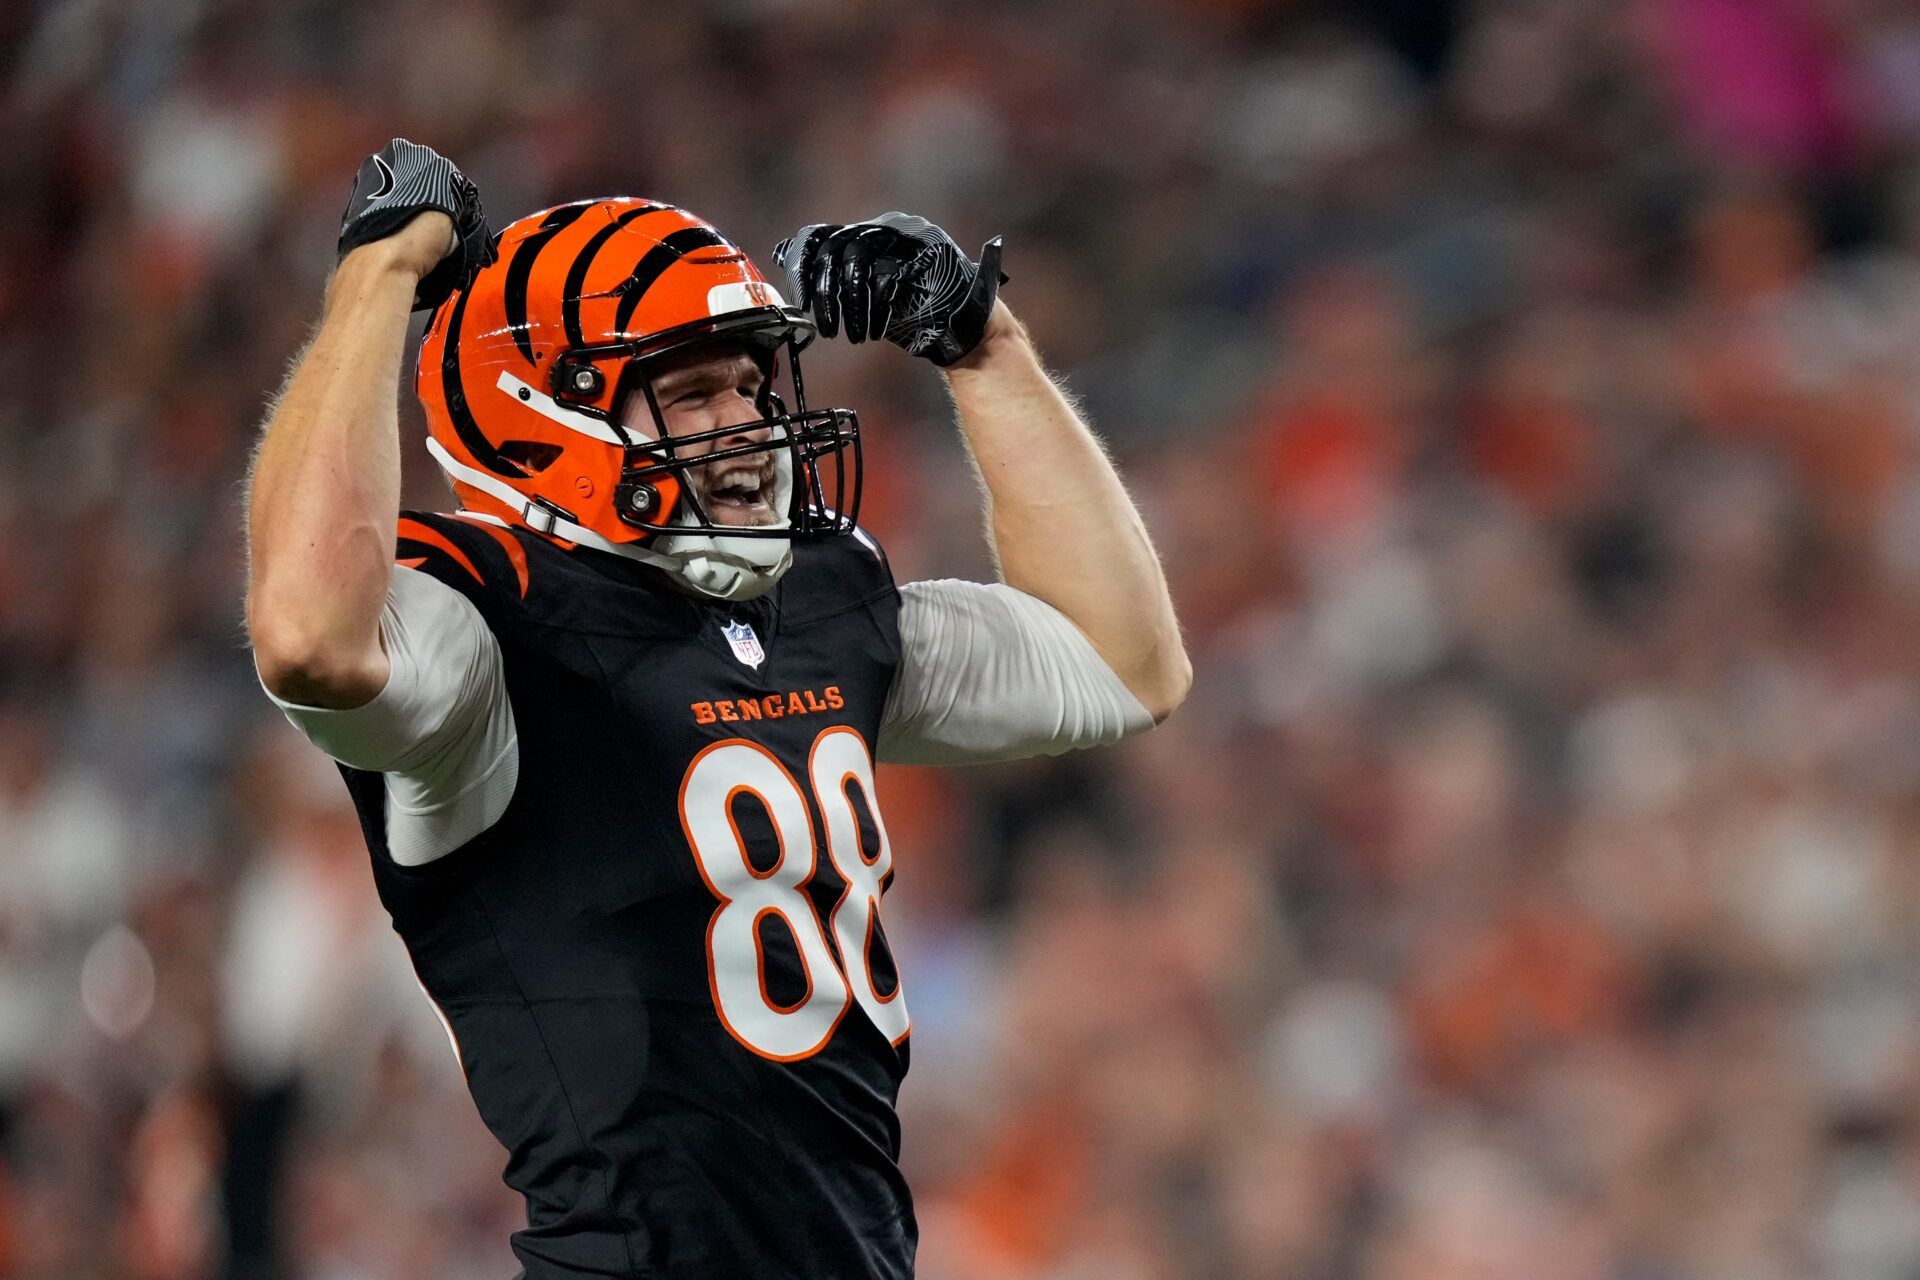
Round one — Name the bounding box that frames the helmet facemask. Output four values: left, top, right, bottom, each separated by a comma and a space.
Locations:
549, 315, 862, 600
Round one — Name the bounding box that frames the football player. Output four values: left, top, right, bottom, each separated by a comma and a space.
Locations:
245, 139, 1189, 1279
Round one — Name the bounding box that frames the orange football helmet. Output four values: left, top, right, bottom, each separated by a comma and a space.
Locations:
415, 198, 860, 597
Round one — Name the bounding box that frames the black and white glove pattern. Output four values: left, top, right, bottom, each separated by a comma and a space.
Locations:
338, 138, 496, 311
773, 213, 1006, 366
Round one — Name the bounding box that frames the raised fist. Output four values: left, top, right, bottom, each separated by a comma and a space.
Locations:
338, 138, 495, 311
773, 214, 1005, 367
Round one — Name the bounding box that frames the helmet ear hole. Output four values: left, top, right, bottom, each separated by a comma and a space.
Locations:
498, 440, 565, 475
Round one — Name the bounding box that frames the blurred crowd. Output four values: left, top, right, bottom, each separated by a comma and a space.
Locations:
9, 0, 1920, 1276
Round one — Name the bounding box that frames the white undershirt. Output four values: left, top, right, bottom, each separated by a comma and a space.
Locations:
266, 567, 1151, 865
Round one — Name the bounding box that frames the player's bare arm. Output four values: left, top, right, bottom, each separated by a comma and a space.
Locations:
775, 216, 1192, 722
246, 141, 489, 709
941, 303, 1190, 720
246, 217, 444, 706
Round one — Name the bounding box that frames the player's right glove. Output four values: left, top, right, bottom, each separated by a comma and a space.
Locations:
337, 138, 495, 311
772, 214, 1006, 366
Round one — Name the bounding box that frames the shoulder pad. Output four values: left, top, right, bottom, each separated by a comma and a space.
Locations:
847, 523, 889, 573
809, 523, 893, 587
778, 524, 896, 626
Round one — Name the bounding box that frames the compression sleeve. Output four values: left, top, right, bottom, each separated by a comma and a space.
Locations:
878, 579, 1154, 766
260, 566, 519, 866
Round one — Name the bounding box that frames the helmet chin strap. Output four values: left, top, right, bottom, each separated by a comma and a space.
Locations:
653, 448, 795, 601
652, 536, 792, 602
425, 437, 795, 602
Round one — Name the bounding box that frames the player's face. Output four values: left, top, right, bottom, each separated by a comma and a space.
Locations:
621, 344, 778, 528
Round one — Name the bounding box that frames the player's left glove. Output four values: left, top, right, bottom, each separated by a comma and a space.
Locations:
773, 214, 1006, 366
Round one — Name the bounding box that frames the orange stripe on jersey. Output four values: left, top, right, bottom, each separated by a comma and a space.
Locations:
397, 556, 428, 569
454, 514, 531, 598
397, 518, 485, 587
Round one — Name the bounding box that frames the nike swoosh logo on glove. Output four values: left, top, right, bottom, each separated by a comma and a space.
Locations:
366, 155, 395, 201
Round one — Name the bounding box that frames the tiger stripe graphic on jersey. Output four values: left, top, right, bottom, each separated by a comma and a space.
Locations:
397, 517, 484, 586
454, 513, 531, 598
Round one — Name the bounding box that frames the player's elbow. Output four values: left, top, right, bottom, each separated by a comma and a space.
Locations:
248, 605, 386, 709
1129, 643, 1193, 725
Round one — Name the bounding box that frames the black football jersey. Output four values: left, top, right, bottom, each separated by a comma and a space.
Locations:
340, 511, 916, 1279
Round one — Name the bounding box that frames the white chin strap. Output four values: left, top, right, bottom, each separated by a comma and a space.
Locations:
425, 438, 794, 602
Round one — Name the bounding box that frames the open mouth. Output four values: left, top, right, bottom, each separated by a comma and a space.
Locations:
700, 460, 778, 525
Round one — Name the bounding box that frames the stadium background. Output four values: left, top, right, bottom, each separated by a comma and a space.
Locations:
7, 0, 1920, 1276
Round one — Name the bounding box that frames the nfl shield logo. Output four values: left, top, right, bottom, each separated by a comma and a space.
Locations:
721, 618, 765, 669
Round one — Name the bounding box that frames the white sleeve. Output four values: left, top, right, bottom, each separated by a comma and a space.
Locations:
260, 567, 519, 867
878, 579, 1154, 766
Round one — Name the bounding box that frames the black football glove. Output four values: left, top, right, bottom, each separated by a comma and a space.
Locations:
772, 213, 1006, 366
337, 138, 495, 311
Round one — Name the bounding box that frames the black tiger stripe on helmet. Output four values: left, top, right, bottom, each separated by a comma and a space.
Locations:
561, 205, 661, 349
503, 201, 598, 363
609, 227, 731, 336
